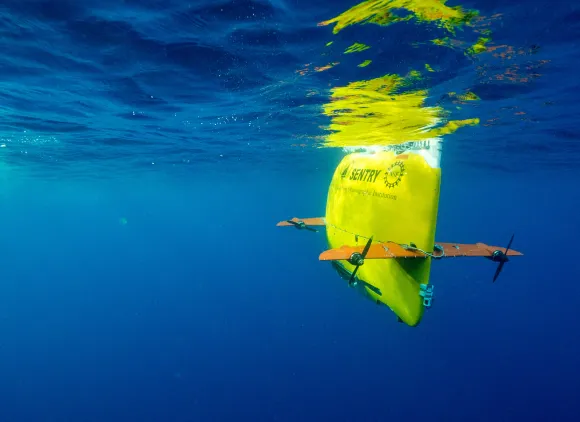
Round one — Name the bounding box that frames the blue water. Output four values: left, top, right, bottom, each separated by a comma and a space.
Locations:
1, 1, 579, 421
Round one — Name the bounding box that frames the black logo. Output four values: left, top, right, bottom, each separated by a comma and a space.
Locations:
383, 161, 405, 188
340, 164, 350, 179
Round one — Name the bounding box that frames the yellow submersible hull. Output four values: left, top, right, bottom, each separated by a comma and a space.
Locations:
324, 141, 442, 326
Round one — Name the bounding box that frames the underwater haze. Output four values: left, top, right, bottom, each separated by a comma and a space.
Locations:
1, 0, 579, 421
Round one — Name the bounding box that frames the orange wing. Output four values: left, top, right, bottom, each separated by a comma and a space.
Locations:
319, 241, 523, 261
276, 217, 326, 227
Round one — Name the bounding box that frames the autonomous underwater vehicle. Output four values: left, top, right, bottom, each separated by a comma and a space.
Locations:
277, 139, 523, 326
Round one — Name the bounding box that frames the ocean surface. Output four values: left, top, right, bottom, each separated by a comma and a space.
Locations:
0, 0, 579, 421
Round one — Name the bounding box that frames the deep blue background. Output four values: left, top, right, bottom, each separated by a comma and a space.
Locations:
1, 0, 579, 421
1, 168, 579, 421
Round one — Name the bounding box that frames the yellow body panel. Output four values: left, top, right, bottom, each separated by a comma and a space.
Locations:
325, 149, 441, 326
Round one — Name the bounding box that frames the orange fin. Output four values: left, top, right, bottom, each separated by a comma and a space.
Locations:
277, 217, 326, 227
319, 241, 523, 261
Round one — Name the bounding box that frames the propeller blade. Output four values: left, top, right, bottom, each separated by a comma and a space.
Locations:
504, 233, 514, 255
492, 261, 505, 282
348, 266, 360, 285
348, 236, 373, 286
361, 236, 373, 258
492, 234, 514, 283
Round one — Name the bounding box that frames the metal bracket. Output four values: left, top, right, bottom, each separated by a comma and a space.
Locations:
419, 283, 434, 308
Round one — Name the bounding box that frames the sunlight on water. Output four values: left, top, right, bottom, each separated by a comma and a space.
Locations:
0, 0, 564, 171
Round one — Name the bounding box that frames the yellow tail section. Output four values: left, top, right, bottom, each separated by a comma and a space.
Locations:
325, 146, 441, 326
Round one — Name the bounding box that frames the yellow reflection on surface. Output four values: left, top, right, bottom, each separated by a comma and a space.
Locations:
318, 0, 477, 34
320, 73, 479, 148
344, 42, 371, 54
313, 0, 484, 149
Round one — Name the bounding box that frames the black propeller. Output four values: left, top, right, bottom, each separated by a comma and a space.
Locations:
347, 236, 373, 286
490, 233, 514, 282
286, 219, 318, 232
